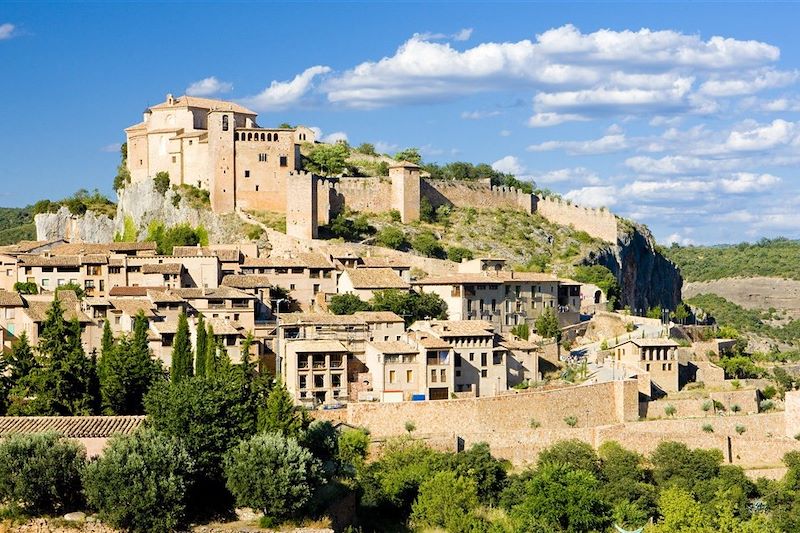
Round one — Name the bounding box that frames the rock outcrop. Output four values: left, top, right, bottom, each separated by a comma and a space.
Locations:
585, 221, 683, 312
35, 206, 115, 243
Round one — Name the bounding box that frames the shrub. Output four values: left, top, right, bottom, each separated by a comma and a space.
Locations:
664, 404, 677, 417
736, 425, 746, 435
702, 400, 713, 412
731, 403, 741, 413
763, 385, 777, 399
564, 416, 578, 427
410, 471, 479, 532
13, 281, 38, 295
153, 172, 170, 195
404, 420, 417, 434
530, 419, 541, 429
337, 428, 370, 474
388, 209, 401, 222
0, 432, 86, 515
224, 432, 321, 522
84, 429, 195, 533
511, 323, 530, 340
702, 424, 714, 433
446, 246, 473, 263
411, 231, 444, 258
375, 226, 407, 249
760, 399, 775, 412
246, 225, 263, 240
328, 293, 371, 315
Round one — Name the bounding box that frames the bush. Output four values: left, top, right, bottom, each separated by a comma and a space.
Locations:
224, 432, 321, 522
84, 429, 195, 533
153, 172, 170, 195
411, 231, 444, 258
410, 471, 479, 532
446, 246, 474, 263
763, 385, 777, 399
702, 424, 714, 433
328, 293, 371, 315
0, 432, 86, 515
664, 404, 677, 417
736, 425, 746, 435
760, 399, 775, 412
731, 403, 741, 413
702, 400, 713, 412
13, 281, 38, 295
375, 226, 407, 250
564, 416, 578, 427
530, 419, 541, 429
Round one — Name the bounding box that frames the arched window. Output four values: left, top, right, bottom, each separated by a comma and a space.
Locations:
222, 115, 229, 131
267, 133, 272, 141
247, 132, 252, 141
274, 133, 279, 142
261, 133, 265, 141
234, 132, 239, 141
300, 133, 306, 141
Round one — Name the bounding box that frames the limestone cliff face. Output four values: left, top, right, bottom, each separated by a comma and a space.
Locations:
35, 207, 115, 243
584, 222, 683, 312
35, 180, 247, 244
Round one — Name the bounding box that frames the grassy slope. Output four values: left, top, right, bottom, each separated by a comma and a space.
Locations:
0, 206, 35, 245
664, 238, 800, 282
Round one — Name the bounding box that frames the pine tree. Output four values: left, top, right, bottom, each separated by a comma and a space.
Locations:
204, 324, 216, 377
170, 311, 192, 383
101, 312, 157, 414
258, 381, 307, 438
4, 332, 37, 382
195, 314, 207, 377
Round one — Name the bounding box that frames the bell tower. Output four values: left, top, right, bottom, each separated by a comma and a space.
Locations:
208, 110, 236, 213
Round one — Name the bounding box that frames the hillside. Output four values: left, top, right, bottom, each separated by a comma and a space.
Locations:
0, 206, 35, 245
664, 238, 800, 282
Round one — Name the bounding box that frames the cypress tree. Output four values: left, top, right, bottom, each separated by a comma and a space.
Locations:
195, 314, 207, 377
258, 381, 307, 438
4, 332, 37, 382
101, 319, 114, 355
203, 324, 216, 377
170, 311, 192, 383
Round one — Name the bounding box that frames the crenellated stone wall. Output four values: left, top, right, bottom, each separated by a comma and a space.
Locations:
534, 196, 618, 243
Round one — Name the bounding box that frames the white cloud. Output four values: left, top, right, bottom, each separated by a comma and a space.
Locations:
453, 28, 473, 42
460, 110, 502, 119
322, 24, 781, 117
528, 167, 600, 184
758, 97, 800, 112
527, 132, 628, 155
374, 141, 399, 154
0, 23, 15, 40
622, 179, 714, 199
499, 130, 512, 137
491, 155, 525, 175
699, 68, 799, 97
527, 112, 589, 127
725, 119, 796, 151
241, 65, 331, 111
322, 131, 348, 143
563, 186, 617, 208
664, 233, 695, 246
718, 172, 780, 193
100, 143, 122, 153
185, 76, 233, 97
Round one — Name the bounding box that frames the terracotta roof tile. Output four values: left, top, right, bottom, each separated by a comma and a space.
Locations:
343, 268, 409, 289
0, 290, 23, 307
368, 340, 419, 354
142, 263, 184, 275
149, 95, 256, 116
221, 275, 272, 289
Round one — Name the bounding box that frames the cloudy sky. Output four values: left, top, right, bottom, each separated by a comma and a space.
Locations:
2, 2, 799, 245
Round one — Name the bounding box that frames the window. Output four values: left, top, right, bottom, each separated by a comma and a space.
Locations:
222, 115, 229, 131
42, 278, 49, 287
440, 369, 446, 381
279, 156, 288, 167
480, 353, 487, 366
313, 284, 320, 294
189, 140, 193, 145
430, 369, 437, 383
58, 279, 65, 286
314, 375, 324, 388
481, 369, 488, 378
406, 370, 413, 383
171, 156, 176, 163
244, 170, 250, 178
456, 370, 461, 377
255, 185, 259, 192
389, 370, 396, 384
289, 284, 296, 290
299, 375, 307, 389
274, 133, 279, 141
455, 354, 461, 367
259, 153, 267, 162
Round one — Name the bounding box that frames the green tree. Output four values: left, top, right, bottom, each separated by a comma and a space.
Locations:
224, 432, 322, 523
650, 441, 722, 493
394, 148, 422, 165
259, 382, 308, 438
204, 324, 218, 376
328, 293, 371, 315
650, 486, 715, 533
170, 311, 192, 383
369, 289, 448, 325
419, 196, 436, 223
446, 246, 474, 263
4, 331, 37, 383
101, 319, 114, 355
356, 142, 377, 155
153, 171, 170, 194
83, 429, 195, 533
99, 312, 158, 415
305, 143, 350, 176
375, 226, 407, 250
337, 428, 370, 476
446, 441, 508, 504
535, 307, 562, 342
144, 371, 259, 518
411, 231, 444, 258
55, 281, 85, 300
113, 143, 131, 191
411, 471, 480, 533
537, 439, 601, 476
0, 432, 86, 515
672, 302, 690, 325
195, 314, 207, 377
506, 462, 611, 532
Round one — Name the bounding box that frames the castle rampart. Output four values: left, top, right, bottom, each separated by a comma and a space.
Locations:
534, 196, 618, 243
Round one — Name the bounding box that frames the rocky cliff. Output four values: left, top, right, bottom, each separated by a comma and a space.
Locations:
35, 180, 250, 245
585, 221, 683, 312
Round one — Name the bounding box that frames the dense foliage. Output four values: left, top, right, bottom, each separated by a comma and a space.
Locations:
0, 206, 35, 245
572, 264, 621, 308
329, 289, 448, 325
0, 432, 86, 515
665, 238, 800, 282
145, 221, 209, 255
33, 189, 116, 218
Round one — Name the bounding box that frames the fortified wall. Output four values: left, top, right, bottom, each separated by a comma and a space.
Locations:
287, 170, 619, 243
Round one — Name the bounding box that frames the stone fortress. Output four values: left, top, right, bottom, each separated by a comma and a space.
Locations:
126, 94, 619, 243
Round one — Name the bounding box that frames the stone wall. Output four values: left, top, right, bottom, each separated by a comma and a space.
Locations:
642, 389, 760, 418
329, 177, 393, 215
421, 179, 534, 213
346, 380, 639, 438
535, 196, 618, 243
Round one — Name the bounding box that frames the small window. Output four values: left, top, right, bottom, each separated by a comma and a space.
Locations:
274, 133, 279, 141
289, 284, 296, 290
389, 370, 396, 384
255, 185, 259, 192
189, 139, 193, 145
171, 156, 176, 163
279, 156, 288, 167
260, 133, 265, 141
481, 369, 488, 378
406, 370, 413, 383
244, 170, 250, 178
222, 115, 229, 131
430, 369, 437, 383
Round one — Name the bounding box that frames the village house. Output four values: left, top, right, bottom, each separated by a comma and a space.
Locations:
613, 337, 681, 393
240, 253, 337, 311
337, 267, 410, 301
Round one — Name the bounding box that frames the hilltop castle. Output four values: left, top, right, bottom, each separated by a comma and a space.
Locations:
125, 94, 618, 243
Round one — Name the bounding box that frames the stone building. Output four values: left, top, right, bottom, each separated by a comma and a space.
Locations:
614, 338, 680, 393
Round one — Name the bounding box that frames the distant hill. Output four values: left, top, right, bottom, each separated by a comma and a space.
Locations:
664, 238, 800, 282
0, 206, 36, 245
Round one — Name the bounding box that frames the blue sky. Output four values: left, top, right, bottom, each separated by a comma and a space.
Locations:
2, 2, 800, 245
